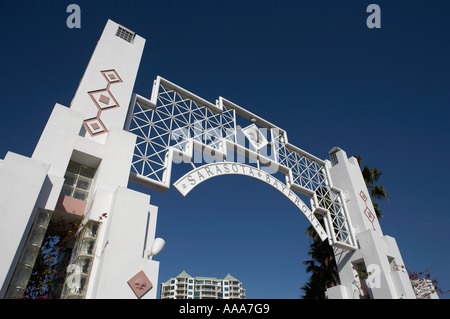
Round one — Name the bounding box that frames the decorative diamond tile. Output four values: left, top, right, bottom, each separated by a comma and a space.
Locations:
101, 69, 123, 84
89, 90, 119, 110
99, 94, 110, 105
127, 270, 153, 298
84, 118, 107, 136
83, 69, 123, 137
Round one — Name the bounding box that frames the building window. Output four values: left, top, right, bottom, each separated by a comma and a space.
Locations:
4, 209, 53, 298
62, 161, 96, 201
61, 221, 100, 299
116, 26, 135, 43
329, 148, 340, 166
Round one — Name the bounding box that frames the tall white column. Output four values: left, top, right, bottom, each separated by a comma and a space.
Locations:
325, 147, 416, 299
69, 19, 145, 144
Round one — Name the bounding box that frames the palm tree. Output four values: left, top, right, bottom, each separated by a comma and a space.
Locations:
300, 155, 389, 298
301, 221, 340, 299
354, 155, 389, 218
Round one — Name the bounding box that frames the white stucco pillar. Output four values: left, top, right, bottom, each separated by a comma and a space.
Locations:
88, 187, 160, 299
325, 147, 416, 299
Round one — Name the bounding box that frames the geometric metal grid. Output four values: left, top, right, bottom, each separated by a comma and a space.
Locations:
273, 135, 354, 248
128, 80, 235, 184
125, 76, 357, 250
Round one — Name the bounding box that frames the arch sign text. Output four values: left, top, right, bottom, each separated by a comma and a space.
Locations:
174, 162, 328, 241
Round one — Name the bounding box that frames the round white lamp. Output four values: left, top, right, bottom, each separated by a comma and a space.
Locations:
149, 238, 165, 257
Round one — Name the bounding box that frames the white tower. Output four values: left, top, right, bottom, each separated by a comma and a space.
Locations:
0, 20, 161, 299
325, 147, 416, 299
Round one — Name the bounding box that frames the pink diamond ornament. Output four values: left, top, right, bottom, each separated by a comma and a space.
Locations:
127, 270, 153, 298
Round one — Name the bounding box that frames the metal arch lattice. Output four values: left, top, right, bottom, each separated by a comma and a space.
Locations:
128, 82, 236, 183
126, 77, 356, 250
273, 134, 354, 247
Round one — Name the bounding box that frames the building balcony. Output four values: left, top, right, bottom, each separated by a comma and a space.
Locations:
176, 292, 188, 297
200, 291, 217, 298
196, 283, 219, 287
197, 286, 219, 292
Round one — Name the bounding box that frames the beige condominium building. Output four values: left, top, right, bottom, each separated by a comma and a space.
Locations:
160, 270, 246, 299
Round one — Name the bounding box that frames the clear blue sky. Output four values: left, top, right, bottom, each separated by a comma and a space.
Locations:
0, 1, 449, 299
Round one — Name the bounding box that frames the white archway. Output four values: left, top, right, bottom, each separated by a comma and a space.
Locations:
173, 162, 327, 240
126, 76, 357, 251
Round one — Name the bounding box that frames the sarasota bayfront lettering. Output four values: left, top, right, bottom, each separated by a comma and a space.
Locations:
174, 162, 327, 240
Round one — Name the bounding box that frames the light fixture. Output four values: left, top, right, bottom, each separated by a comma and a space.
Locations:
146, 238, 165, 258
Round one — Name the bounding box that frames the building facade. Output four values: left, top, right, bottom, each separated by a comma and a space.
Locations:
160, 271, 245, 299
0, 20, 162, 299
